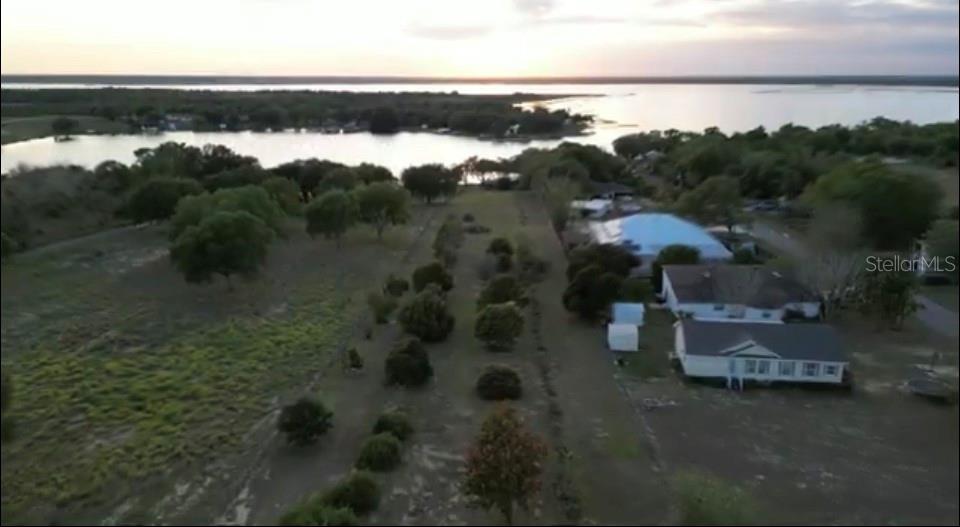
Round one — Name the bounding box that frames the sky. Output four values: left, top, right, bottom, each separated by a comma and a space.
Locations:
1, 0, 958, 77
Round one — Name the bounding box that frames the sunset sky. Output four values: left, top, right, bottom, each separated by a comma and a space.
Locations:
2, 0, 958, 76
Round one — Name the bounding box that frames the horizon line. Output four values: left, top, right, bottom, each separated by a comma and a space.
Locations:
2, 73, 959, 87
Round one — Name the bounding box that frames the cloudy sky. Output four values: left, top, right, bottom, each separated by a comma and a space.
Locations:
1, 0, 957, 76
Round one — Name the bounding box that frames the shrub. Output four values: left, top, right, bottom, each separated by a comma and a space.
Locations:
346, 348, 365, 371
412, 262, 454, 293
463, 213, 476, 223
262, 176, 303, 215
373, 412, 414, 442
619, 278, 654, 303
1, 233, 15, 262
171, 186, 287, 240
674, 471, 760, 526
478, 275, 524, 308
278, 398, 334, 447
170, 211, 274, 287
128, 177, 204, 223
566, 244, 640, 281
384, 274, 410, 297
280, 497, 357, 526
487, 237, 514, 257
385, 337, 434, 387
398, 286, 456, 342
321, 472, 381, 516
305, 190, 359, 248
401, 164, 460, 203
495, 253, 513, 273
475, 303, 525, 350
367, 292, 398, 325
356, 433, 403, 472
465, 224, 491, 235
563, 265, 624, 320
353, 182, 410, 240
476, 365, 523, 401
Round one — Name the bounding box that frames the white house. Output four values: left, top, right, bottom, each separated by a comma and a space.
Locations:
588, 213, 733, 275
675, 319, 848, 387
661, 265, 821, 322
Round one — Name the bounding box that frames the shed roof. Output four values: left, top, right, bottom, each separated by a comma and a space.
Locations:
663, 265, 818, 308
679, 320, 846, 362
612, 303, 646, 325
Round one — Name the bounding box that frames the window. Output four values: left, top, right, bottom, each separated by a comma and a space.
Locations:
744, 359, 758, 374
761, 312, 772, 319
824, 364, 839, 376
757, 360, 771, 375
803, 362, 820, 377
714, 305, 725, 312
779, 361, 795, 377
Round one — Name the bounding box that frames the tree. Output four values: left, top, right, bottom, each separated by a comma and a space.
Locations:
619, 277, 654, 302
652, 245, 702, 293
475, 303, 525, 351
401, 164, 460, 204
796, 204, 867, 320
384, 274, 410, 297
280, 500, 357, 526
306, 190, 358, 248
476, 365, 523, 401
51, 116, 79, 138
926, 220, 959, 282
318, 167, 359, 193
562, 265, 624, 320
128, 178, 204, 223
1, 233, 15, 262
412, 262, 454, 293
398, 286, 456, 342
203, 165, 269, 192
320, 472, 381, 516
372, 411, 414, 442
566, 244, 640, 282
463, 406, 548, 525
806, 161, 942, 250
171, 186, 286, 240
356, 433, 403, 472
277, 397, 334, 447
354, 182, 411, 240
674, 471, 759, 526
676, 176, 743, 232
262, 176, 303, 215
384, 337, 434, 387
487, 238, 514, 257
859, 269, 920, 331
170, 211, 274, 288
477, 275, 524, 308
369, 107, 400, 134
354, 163, 395, 184
92, 160, 138, 193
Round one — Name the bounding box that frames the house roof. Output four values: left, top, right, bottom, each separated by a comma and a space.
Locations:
679, 320, 846, 362
588, 213, 733, 259
663, 265, 818, 309
612, 303, 645, 324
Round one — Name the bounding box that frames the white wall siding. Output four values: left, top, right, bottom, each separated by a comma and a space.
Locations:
677, 354, 847, 384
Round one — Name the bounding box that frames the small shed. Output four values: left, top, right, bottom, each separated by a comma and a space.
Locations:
612, 303, 646, 327
607, 323, 640, 352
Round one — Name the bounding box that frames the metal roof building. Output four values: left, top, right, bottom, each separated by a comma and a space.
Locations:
587, 213, 733, 271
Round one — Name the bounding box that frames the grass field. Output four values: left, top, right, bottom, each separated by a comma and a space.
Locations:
1, 115, 131, 145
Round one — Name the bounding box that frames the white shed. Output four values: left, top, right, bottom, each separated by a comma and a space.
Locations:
607, 324, 640, 352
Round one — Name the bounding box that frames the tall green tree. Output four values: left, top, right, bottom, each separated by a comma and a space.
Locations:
675, 176, 743, 232
51, 116, 79, 138
354, 183, 411, 240
128, 178, 204, 223
306, 190, 359, 248
401, 164, 460, 204
463, 406, 548, 526
170, 211, 274, 288
171, 186, 286, 240
652, 245, 702, 292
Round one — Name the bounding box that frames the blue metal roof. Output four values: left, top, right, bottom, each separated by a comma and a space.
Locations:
590, 213, 733, 260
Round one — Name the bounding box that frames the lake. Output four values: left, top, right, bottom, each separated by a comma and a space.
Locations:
2, 83, 957, 174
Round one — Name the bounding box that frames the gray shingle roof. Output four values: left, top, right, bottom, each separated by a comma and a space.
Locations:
679, 320, 846, 362
663, 265, 818, 309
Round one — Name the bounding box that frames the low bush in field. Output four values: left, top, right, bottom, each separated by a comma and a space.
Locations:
367, 292, 398, 324
277, 398, 334, 447
476, 365, 523, 401
384, 337, 434, 387
280, 497, 357, 526
412, 262, 454, 293
373, 411, 414, 442
320, 472, 381, 516
355, 433, 403, 472
477, 274, 525, 308
674, 471, 760, 526
398, 286, 455, 343
475, 303, 524, 351
384, 274, 410, 297
487, 237, 514, 257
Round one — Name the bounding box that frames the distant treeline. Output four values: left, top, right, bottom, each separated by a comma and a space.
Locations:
0, 88, 588, 138
4, 74, 958, 87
